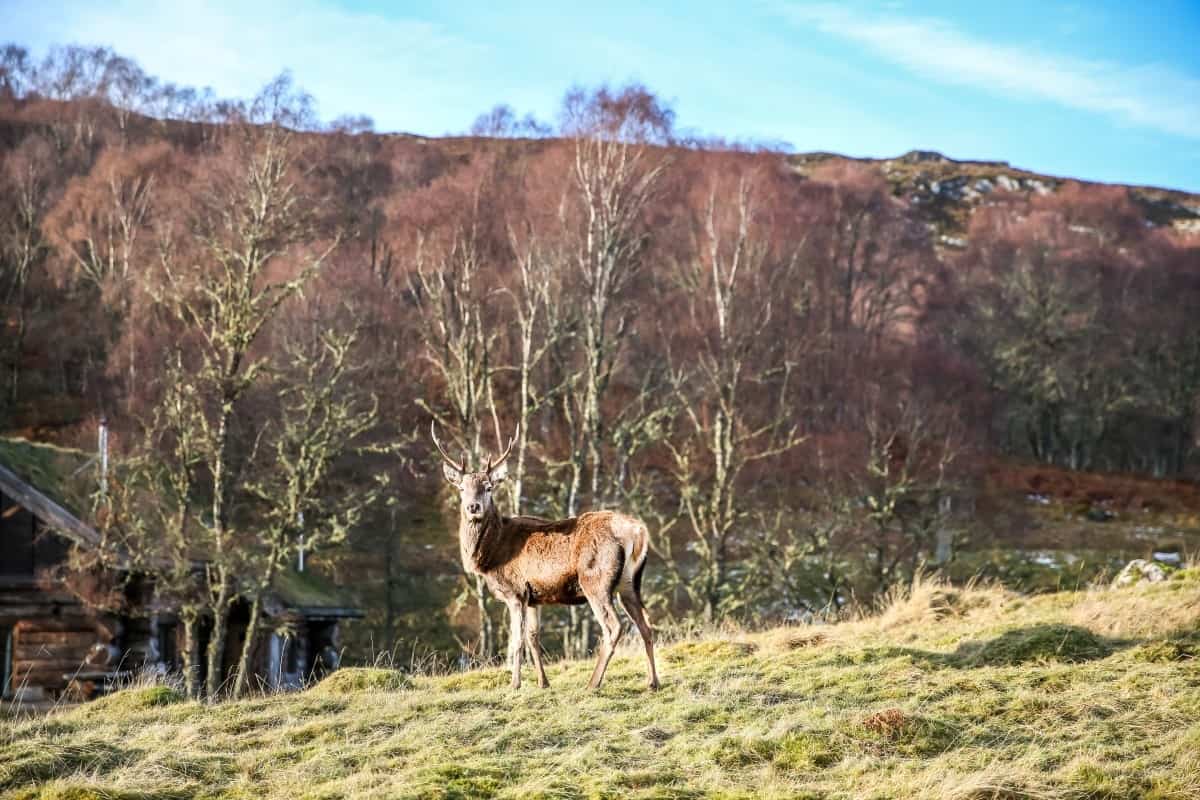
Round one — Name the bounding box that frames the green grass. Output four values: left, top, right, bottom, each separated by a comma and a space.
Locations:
3, 574, 1200, 799
0, 437, 94, 512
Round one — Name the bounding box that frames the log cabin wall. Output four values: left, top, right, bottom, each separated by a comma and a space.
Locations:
7, 617, 103, 699
0, 450, 363, 701
0, 485, 111, 701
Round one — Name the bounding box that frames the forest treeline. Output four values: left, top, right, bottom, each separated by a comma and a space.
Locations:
1, 44, 1198, 673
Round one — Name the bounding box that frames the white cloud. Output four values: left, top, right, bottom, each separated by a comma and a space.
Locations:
776, 3, 1200, 139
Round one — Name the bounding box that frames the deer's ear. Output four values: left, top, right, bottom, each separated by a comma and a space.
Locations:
488, 461, 509, 484
442, 462, 463, 486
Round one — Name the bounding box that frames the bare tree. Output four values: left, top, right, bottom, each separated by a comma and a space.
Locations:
0, 135, 54, 407
802, 164, 928, 429
855, 395, 964, 591
660, 163, 805, 622
150, 122, 335, 699
407, 218, 502, 658
230, 330, 387, 698
560, 89, 669, 515
102, 55, 155, 144
0, 44, 33, 100
46, 144, 177, 404
101, 353, 207, 697
532, 85, 673, 654
501, 224, 573, 514
469, 104, 550, 138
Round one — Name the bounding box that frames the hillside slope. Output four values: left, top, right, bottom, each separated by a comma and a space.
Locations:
3, 574, 1199, 799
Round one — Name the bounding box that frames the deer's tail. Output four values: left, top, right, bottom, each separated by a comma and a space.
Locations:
618, 516, 650, 597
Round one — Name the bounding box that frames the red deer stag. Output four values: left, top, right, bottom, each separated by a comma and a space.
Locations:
433, 422, 660, 690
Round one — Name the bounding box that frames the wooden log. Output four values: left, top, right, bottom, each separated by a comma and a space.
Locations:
14, 618, 97, 634
11, 631, 98, 645
14, 643, 93, 660
64, 678, 99, 701
13, 667, 80, 684
12, 663, 77, 678
13, 658, 89, 672
0, 590, 80, 605
0, 606, 69, 620
10, 667, 73, 690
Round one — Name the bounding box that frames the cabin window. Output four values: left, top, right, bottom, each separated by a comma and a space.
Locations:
0, 493, 71, 577
157, 622, 178, 670
1, 626, 12, 699
32, 518, 69, 570
0, 492, 35, 576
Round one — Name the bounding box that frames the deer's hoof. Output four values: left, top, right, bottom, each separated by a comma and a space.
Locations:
648, 679, 661, 691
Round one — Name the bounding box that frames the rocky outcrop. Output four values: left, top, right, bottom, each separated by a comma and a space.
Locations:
1113, 559, 1169, 588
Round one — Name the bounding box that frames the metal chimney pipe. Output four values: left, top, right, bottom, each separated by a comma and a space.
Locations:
98, 416, 109, 498
297, 512, 305, 572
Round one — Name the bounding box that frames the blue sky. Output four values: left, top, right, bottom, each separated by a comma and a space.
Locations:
5, 0, 1200, 191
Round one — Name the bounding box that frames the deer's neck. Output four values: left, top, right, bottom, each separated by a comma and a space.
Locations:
459, 506, 504, 574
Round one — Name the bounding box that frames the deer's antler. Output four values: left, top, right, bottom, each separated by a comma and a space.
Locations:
486, 423, 520, 473
430, 421, 468, 473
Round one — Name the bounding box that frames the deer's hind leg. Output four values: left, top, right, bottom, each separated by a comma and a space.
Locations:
583, 555, 628, 689
584, 590, 624, 690
619, 565, 660, 690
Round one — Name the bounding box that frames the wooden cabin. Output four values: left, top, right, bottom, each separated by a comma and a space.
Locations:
0, 437, 362, 704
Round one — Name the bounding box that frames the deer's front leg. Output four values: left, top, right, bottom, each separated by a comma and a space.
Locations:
506, 599, 526, 689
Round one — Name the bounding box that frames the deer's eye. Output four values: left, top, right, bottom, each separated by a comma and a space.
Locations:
483, 482, 493, 492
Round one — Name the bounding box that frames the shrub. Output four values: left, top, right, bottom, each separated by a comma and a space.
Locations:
309, 667, 411, 695
80, 686, 184, 716
663, 640, 757, 664
850, 708, 958, 757
711, 730, 842, 772
958, 624, 1110, 666
1132, 633, 1200, 663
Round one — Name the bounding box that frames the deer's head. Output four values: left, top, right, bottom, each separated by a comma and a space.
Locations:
432, 422, 518, 521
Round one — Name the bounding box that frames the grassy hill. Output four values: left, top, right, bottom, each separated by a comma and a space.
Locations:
3, 573, 1199, 800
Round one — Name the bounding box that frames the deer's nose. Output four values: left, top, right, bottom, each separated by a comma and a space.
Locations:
467, 502, 482, 515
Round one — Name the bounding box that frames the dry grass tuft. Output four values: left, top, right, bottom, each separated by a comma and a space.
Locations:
875, 572, 1008, 631
1069, 575, 1200, 639
862, 707, 910, 737
784, 631, 827, 649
